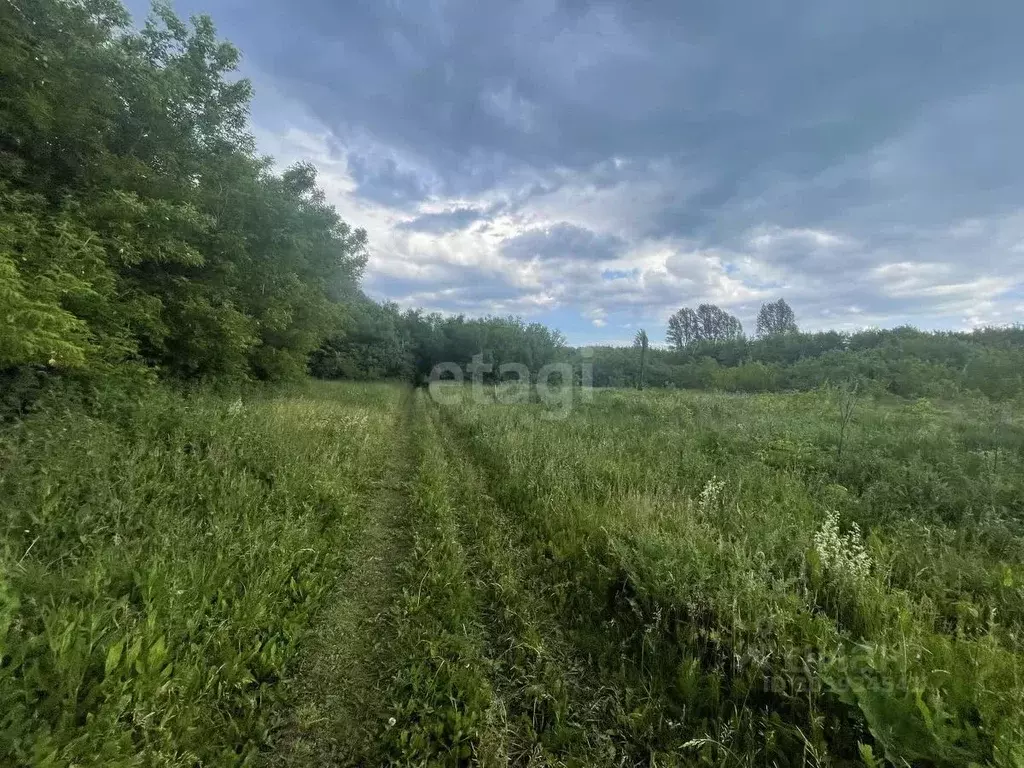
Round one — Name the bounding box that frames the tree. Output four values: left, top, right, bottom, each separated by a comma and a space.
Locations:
666, 304, 743, 350
697, 304, 744, 342
0, 0, 367, 382
756, 298, 798, 338
309, 299, 413, 380
319, 311, 567, 385
667, 308, 699, 349
633, 329, 649, 389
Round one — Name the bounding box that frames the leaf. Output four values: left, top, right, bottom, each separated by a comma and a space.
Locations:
126, 637, 143, 669
857, 742, 880, 768
105, 639, 123, 677
148, 635, 167, 666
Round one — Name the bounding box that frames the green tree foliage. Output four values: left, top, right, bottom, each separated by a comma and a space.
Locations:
698, 303, 744, 342
309, 300, 413, 381
403, 313, 565, 383
666, 304, 743, 349
756, 297, 799, 337
0, 0, 366, 382
666, 307, 698, 350
311, 309, 566, 384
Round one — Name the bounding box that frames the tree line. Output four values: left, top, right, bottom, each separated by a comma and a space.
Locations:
308, 301, 565, 384
587, 323, 1024, 400
307, 294, 1023, 402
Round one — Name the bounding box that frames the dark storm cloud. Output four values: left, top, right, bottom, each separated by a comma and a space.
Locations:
211, 0, 1024, 220
141, 0, 1024, 335
345, 153, 435, 208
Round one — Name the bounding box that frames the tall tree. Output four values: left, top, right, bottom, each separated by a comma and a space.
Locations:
667, 304, 743, 349
697, 304, 744, 342
667, 307, 699, 350
633, 329, 649, 389
756, 298, 798, 338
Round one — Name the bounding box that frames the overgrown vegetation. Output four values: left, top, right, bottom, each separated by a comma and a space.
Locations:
570, 324, 1024, 400
410, 384, 1024, 765
0, 380, 404, 764
1, 0, 366, 386
303, 297, 1024, 404
5, 379, 1023, 765
4, 1, 1024, 766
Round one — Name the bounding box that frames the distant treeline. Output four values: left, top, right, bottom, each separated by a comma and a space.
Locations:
309, 300, 1024, 402
567, 325, 1024, 400
309, 301, 566, 384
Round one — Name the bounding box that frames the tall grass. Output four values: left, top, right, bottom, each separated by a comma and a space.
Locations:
433, 385, 1024, 765
5, 380, 1023, 765
0, 380, 403, 765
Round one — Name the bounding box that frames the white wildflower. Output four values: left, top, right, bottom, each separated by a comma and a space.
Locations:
227, 398, 243, 416
698, 475, 726, 514
813, 511, 871, 582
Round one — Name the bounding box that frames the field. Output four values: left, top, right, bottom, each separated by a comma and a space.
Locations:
2, 381, 1023, 766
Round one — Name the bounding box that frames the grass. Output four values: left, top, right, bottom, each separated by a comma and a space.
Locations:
269, 387, 416, 766
2, 380, 1023, 765
0, 380, 404, 765
429, 385, 1024, 765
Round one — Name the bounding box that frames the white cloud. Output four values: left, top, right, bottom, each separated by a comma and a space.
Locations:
250, 116, 1024, 342
749, 225, 850, 250
583, 307, 607, 327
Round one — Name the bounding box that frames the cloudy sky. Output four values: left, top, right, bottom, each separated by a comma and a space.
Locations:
129, 0, 1023, 344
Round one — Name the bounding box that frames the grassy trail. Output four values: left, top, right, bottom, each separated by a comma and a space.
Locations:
273, 388, 698, 765
430, 401, 707, 766
268, 389, 416, 766
371, 391, 665, 765
425, 402, 617, 766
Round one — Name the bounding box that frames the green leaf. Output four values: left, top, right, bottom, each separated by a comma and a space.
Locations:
104, 639, 123, 677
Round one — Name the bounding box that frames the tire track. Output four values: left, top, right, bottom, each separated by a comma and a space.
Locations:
267, 387, 416, 767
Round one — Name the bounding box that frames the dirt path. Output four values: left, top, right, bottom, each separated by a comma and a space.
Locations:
267, 390, 414, 767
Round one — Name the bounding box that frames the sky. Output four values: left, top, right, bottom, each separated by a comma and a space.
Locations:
127, 0, 1024, 345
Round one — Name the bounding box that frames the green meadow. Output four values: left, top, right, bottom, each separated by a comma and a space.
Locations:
4, 1, 1024, 763
3, 381, 1022, 766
